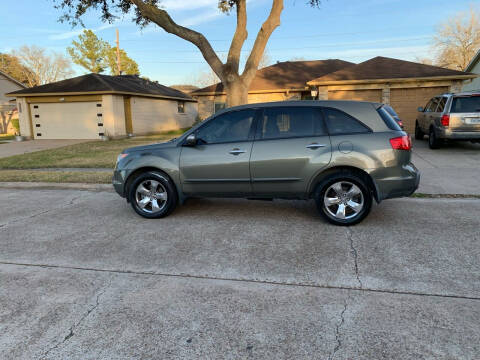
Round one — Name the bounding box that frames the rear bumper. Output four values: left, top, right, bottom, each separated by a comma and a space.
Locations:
437, 127, 480, 140
374, 163, 420, 201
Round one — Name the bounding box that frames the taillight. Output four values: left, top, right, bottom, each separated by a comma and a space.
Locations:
397, 120, 404, 128
390, 135, 411, 151
441, 114, 450, 126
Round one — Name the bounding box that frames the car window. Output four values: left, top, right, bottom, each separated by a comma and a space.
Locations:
426, 97, 441, 112
451, 96, 480, 113
196, 109, 256, 144
377, 106, 402, 131
322, 108, 370, 135
436, 97, 447, 113
384, 105, 399, 117
259, 107, 325, 140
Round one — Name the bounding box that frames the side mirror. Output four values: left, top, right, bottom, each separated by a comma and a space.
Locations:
183, 133, 197, 146
417, 106, 424, 112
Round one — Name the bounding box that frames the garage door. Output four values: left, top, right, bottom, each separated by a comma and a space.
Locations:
31, 102, 103, 139
328, 89, 382, 102
390, 87, 449, 133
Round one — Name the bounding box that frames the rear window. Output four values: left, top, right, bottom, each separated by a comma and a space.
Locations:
451, 96, 480, 113
377, 106, 402, 131
383, 105, 399, 117
323, 108, 370, 135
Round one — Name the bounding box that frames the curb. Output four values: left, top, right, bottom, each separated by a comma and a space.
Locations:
0, 182, 114, 192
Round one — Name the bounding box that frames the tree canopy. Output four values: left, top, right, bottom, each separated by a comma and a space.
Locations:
67, 29, 139, 75
54, 0, 322, 106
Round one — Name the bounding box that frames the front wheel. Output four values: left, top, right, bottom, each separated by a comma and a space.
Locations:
128, 171, 177, 218
314, 172, 372, 226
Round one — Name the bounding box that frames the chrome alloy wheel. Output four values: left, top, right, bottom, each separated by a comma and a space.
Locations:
135, 180, 168, 214
323, 181, 364, 220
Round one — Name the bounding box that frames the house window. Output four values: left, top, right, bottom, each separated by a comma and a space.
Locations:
178, 101, 185, 113
214, 102, 226, 113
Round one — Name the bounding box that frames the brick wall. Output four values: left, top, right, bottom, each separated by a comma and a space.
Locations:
390, 86, 449, 133
328, 89, 382, 102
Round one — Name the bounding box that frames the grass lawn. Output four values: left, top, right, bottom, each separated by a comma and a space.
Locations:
0, 170, 112, 183
0, 134, 15, 141
0, 129, 187, 170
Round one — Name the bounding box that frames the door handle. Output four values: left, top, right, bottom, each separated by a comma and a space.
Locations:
229, 148, 246, 155
306, 143, 326, 150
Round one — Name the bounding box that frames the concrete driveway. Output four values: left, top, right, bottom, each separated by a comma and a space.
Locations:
0, 188, 479, 359
0, 140, 90, 158
412, 139, 480, 194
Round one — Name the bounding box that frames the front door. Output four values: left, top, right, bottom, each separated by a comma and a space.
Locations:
250, 106, 331, 197
180, 108, 258, 196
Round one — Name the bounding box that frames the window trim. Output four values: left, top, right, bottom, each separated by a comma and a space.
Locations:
320, 107, 372, 136
255, 106, 328, 141
191, 108, 260, 145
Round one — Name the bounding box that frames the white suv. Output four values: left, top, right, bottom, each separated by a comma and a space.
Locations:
415, 92, 480, 149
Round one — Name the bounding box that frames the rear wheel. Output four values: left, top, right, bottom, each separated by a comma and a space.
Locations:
128, 171, 177, 218
428, 127, 442, 149
314, 172, 372, 226
414, 121, 424, 140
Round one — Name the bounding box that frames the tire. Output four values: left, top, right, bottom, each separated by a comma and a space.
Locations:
314, 171, 372, 226
128, 171, 177, 219
428, 127, 441, 149
414, 121, 424, 140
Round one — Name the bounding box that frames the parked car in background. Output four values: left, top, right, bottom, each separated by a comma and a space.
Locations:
415, 92, 480, 149
113, 101, 420, 226
383, 104, 404, 129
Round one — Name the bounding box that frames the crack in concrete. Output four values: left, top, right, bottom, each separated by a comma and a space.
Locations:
0, 195, 83, 229
40, 276, 113, 359
1, 261, 479, 302
345, 227, 362, 289
329, 299, 348, 360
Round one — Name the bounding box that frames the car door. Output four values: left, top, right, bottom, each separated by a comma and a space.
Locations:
424, 97, 441, 130
249, 106, 331, 197
179, 108, 258, 197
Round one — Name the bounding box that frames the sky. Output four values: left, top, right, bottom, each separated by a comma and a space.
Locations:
0, 0, 477, 86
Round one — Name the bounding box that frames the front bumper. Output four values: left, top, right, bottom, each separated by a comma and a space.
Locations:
374, 163, 420, 201
112, 169, 127, 197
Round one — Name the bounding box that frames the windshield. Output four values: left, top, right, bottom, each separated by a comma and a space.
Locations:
451, 96, 480, 113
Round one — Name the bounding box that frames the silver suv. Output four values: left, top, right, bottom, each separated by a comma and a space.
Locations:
415, 92, 480, 149
113, 101, 420, 226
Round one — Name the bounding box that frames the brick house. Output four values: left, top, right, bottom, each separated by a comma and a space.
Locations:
191, 59, 353, 119
192, 56, 477, 132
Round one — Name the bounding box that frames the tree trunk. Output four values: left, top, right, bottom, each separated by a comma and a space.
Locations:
225, 78, 248, 107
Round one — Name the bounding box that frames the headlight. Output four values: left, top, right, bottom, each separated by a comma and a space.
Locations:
116, 153, 128, 164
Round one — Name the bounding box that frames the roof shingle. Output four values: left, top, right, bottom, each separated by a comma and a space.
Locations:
308, 56, 475, 84
192, 59, 354, 94
7, 73, 194, 100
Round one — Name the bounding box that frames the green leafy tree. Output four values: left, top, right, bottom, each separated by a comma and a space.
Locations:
54, 0, 322, 107
104, 46, 139, 75
67, 29, 108, 73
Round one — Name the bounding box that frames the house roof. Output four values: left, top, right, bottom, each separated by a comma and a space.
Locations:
0, 69, 27, 88
7, 73, 195, 101
192, 59, 354, 94
466, 49, 480, 72
308, 56, 477, 85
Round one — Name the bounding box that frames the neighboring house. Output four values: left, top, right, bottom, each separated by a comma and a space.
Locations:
192, 56, 477, 133
0, 69, 26, 134
308, 57, 477, 132
191, 59, 354, 119
7, 74, 197, 140
170, 84, 200, 94
463, 49, 480, 92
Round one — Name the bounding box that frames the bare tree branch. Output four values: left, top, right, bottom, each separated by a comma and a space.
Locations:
242, 0, 284, 84
226, 0, 248, 74
129, 0, 224, 79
